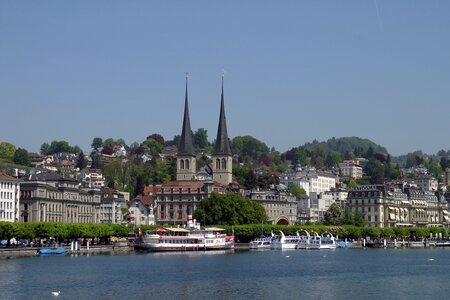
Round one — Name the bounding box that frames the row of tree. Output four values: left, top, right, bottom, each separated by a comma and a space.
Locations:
0, 222, 130, 247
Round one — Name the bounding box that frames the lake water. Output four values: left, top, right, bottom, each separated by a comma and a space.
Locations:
1, 248, 450, 300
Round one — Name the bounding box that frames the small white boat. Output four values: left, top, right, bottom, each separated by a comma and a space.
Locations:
271, 231, 305, 250
308, 232, 337, 250
249, 237, 272, 250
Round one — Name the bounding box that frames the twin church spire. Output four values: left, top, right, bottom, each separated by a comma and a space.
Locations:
178, 75, 195, 157
176, 74, 232, 186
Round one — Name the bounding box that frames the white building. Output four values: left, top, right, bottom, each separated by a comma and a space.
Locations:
415, 175, 438, 192
323, 188, 348, 208
297, 192, 336, 224
0, 173, 20, 222
339, 160, 363, 179
128, 194, 155, 226
297, 167, 337, 194
100, 187, 127, 224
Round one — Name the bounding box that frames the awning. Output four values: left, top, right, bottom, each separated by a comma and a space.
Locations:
388, 207, 395, 211
402, 200, 410, 205
442, 210, 448, 215
389, 213, 396, 221
444, 216, 449, 221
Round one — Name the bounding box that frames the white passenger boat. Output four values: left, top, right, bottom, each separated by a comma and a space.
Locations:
296, 230, 312, 249
249, 236, 272, 250
308, 232, 337, 250
134, 216, 234, 252
271, 231, 305, 250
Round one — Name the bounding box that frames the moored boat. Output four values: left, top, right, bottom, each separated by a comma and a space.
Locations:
271, 231, 305, 250
134, 216, 234, 252
308, 232, 337, 250
249, 237, 272, 250
37, 247, 67, 255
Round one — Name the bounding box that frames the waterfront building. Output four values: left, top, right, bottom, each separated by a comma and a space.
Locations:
0, 172, 21, 222
323, 188, 348, 208
19, 172, 101, 223
100, 187, 127, 224
128, 193, 155, 226
247, 185, 297, 225
347, 185, 448, 228
297, 192, 335, 224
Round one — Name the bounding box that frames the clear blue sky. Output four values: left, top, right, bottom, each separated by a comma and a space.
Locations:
1, 1, 449, 156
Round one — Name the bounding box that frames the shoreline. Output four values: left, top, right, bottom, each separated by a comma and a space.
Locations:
1, 241, 446, 258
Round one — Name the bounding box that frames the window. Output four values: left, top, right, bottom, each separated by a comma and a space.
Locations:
185, 159, 190, 169
221, 158, 227, 169
216, 159, 220, 169
180, 160, 185, 169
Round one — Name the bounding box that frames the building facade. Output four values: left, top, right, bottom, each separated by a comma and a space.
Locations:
0, 173, 21, 222
347, 185, 448, 228
100, 187, 127, 224
19, 172, 101, 223
247, 186, 298, 225
155, 76, 233, 225
339, 160, 363, 179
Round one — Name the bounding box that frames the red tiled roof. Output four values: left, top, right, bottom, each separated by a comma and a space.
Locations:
0, 172, 16, 180
144, 185, 161, 195
133, 194, 153, 206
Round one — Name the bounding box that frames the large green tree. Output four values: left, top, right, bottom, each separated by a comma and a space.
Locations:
323, 203, 343, 225
0, 142, 16, 160
231, 136, 270, 161
289, 184, 306, 198
91, 137, 103, 150
193, 192, 268, 225
13, 148, 30, 166
194, 128, 209, 149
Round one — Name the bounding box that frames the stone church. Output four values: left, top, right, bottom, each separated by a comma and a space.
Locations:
154, 77, 233, 225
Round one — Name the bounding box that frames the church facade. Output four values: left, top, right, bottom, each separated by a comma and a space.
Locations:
154, 77, 233, 225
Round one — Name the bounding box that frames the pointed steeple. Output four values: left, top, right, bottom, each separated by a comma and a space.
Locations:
178, 74, 195, 156
214, 75, 232, 155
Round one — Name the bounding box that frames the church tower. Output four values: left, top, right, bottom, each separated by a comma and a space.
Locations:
176, 75, 196, 181
212, 76, 233, 186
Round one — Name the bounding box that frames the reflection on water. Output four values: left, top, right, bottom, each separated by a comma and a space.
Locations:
137, 249, 235, 257
1, 248, 450, 300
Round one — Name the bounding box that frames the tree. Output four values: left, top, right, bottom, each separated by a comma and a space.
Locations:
323, 203, 343, 225
231, 136, 270, 160
91, 137, 103, 150
194, 128, 208, 149
147, 134, 165, 146
13, 148, 30, 166
353, 210, 366, 227
143, 139, 163, 156
72, 145, 82, 154
134, 174, 145, 198
0, 142, 16, 160
103, 138, 117, 148
101, 145, 114, 155
347, 179, 358, 190
193, 192, 268, 225
76, 152, 87, 170
40, 142, 50, 155
48, 140, 73, 154
289, 184, 306, 198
